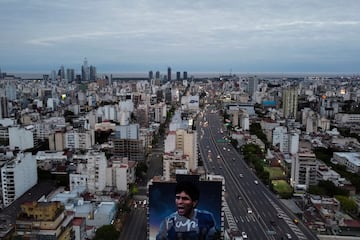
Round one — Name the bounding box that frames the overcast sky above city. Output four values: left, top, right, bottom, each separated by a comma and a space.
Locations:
1, 0, 360, 74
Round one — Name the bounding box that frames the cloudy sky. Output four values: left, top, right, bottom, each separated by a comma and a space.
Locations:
1, 0, 360, 74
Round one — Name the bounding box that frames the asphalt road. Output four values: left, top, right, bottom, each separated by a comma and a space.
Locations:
118, 136, 164, 240
198, 109, 318, 240
118, 207, 147, 240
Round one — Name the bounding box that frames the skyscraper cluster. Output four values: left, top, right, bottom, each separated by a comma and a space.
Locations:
148, 67, 188, 82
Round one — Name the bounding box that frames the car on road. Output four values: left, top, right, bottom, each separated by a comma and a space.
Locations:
277, 213, 282, 219
237, 195, 242, 200
241, 231, 248, 239
293, 218, 299, 224
286, 233, 292, 239
239, 173, 243, 178
247, 208, 252, 214
254, 180, 258, 184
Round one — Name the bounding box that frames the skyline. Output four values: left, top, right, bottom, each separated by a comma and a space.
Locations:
1, 0, 360, 73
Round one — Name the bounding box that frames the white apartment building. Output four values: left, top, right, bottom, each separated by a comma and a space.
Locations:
272, 126, 288, 152
288, 132, 300, 155
96, 105, 119, 122
272, 126, 299, 154
239, 111, 250, 131
154, 102, 167, 123
9, 126, 34, 150
333, 152, 360, 174
164, 131, 176, 153
334, 113, 360, 124
35, 151, 67, 171
1, 152, 37, 207
74, 151, 107, 193
65, 129, 94, 150
106, 157, 136, 192
291, 149, 318, 188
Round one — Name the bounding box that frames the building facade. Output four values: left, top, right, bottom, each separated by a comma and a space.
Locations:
1, 152, 37, 207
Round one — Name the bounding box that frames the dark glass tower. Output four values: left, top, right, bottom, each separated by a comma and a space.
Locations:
167, 67, 171, 81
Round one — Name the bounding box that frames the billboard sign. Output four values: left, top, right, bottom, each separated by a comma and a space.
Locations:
148, 177, 222, 239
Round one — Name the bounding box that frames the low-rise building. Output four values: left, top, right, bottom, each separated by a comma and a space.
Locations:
317, 165, 346, 187
35, 151, 67, 171
13, 201, 73, 240
333, 152, 360, 174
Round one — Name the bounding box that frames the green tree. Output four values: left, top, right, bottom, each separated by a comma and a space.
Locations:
308, 185, 327, 196
335, 195, 358, 213
135, 161, 148, 179
129, 184, 139, 196
249, 123, 269, 148
94, 224, 119, 240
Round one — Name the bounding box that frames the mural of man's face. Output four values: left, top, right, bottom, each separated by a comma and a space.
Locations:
175, 191, 198, 218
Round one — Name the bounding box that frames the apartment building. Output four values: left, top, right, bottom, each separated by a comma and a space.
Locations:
65, 129, 94, 150
112, 124, 145, 162
282, 86, 298, 119
8, 126, 35, 150
1, 152, 37, 207
333, 152, 360, 174
163, 120, 198, 181
291, 148, 318, 188
13, 201, 73, 240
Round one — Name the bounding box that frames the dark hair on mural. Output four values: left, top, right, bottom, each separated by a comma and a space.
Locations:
175, 181, 199, 201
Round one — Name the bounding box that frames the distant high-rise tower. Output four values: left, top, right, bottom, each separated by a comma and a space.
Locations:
248, 76, 258, 102
90, 65, 96, 81
59, 65, 65, 80
51, 70, 57, 82
155, 71, 160, 80
283, 87, 298, 119
81, 58, 90, 82
167, 67, 171, 81
176, 72, 181, 81
43, 74, 49, 82
5, 81, 17, 101
183, 71, 188, 80
66, 68, 75, 82
0, 97, 9, 119
149, 71, 153, 80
